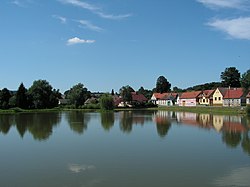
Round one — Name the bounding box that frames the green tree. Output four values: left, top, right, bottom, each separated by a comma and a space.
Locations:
119, 85, 134, 104
65, 83, 90, 108
155, 76, 171, 93
0, 88, 11, 109
16, 83, 28, 109
241, 69, 250, 94
28, 80, 59, 109
100, 94, 114, 110
137, 86, 153, 100
221, 67, 241, 87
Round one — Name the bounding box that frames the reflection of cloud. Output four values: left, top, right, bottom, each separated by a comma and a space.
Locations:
213, 166, 250, 186
68, 164, 96, 173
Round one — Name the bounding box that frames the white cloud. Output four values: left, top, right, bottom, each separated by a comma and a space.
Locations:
58, 0, 99, 11
77, 19, 103, 32
207, 17, 250, 40
58, 0, 132, 20
52, 15, 67, 24
197, 0, 249, 9
67, 37, 95, 45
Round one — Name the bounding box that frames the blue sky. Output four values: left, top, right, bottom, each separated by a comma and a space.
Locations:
0, 0, 250, 93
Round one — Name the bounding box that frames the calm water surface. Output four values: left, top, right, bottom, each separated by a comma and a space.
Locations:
0, 111, 250, 187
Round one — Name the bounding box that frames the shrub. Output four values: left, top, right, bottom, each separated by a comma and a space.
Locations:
100, 94, 114, 110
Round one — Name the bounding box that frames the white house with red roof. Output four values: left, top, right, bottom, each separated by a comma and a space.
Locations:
179, 91, 202, 107
223, 88, 245, 107
151, 93, 179, 106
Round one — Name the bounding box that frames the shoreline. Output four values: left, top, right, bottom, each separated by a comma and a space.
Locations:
0, 106, 247, 115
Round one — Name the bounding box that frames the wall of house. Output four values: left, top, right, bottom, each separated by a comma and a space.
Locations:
223, 99, 242, 107
199, 96, 210, 105
247, 98, 250, 105
158, 100, 173, 106
213, 89, 223, 106
179, 99, 197, 106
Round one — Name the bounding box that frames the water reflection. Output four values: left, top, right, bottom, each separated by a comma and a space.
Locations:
65, 112, 90, 134
0, 113, 61, 141
68, 163, 96, 173
100, 112, 114, 131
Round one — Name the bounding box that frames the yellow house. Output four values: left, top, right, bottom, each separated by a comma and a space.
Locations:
212, 88, 227, 106
198, 90, 215, 106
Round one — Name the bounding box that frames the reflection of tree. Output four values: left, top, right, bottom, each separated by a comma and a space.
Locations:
27, 113, 60, 141
222, 131, 241, 148
0, 114, 14, 134
119, 111, 133, 133
100, 112, 114, 131
66, 112, 90, 134
156, 118, 171, 138
15, 114, 30, 138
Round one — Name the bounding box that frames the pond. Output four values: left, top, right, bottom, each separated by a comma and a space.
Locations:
0, 111, 250, 187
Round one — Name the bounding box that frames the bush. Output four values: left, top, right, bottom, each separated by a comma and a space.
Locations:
100, 94, 114, 110
246, 105, 250, 116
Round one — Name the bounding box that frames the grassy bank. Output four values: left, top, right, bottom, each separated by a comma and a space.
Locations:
150, 106, 246, 115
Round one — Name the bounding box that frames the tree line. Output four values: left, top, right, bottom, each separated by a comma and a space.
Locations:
0, 67, 249, 110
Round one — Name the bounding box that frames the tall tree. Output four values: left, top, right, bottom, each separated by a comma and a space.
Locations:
0, 88, 11, 109
155, 76, 171, 93
16, 83, 28, 109
100, 94, 114, 110
241, 69, 250, 94
28, 80, 58, 109
221, 67, 241, 87
65, 83, 90, 108
119, 85, 134, 103
137, 86, 153, 100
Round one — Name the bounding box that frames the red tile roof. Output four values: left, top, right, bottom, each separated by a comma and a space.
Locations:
224, 88, 243, 99
180, 91, 202, 99
203, 90, 215, 97
131, 92, 148, 102
153, 92, 178, 100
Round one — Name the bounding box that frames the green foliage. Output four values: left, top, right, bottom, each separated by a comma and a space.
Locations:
16, 83, 28, 109
100, 94, 114, 110
137, 86, 152, 100
246, 106, 250, 116
65, 83, 90, 108
155, 76, 171, 93
28, 80, 59, 109
185, 82, 222, 91
0, 88, 11, 109
221, 67, 241, 87
119, 85, 134, 103
241, 69, 250, 94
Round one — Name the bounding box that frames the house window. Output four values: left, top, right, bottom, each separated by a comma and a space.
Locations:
215, 97, 217, 101
218, 97, 221, 101
203, 99, 205, 103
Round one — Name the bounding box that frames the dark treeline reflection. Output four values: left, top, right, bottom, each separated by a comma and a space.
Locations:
65, 111, 90, 134
0, 113, 61, 141
100, 112, 114, 131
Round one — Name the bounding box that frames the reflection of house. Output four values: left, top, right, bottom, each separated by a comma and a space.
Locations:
247, 92, 250, 105
151, 93, 179, 106
223, 88, 245, 107
198, 90, 215, 106
213, 115, 224, 132
179, 91, 201, 106
212, 88, 227, 106
199, 113, 211, 126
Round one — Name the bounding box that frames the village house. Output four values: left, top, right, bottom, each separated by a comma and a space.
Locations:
212, 88, 228, 106
198, 90, 215, 106
117, 92, 148, 107
179, 91, 201, 107
151, 93, 179, 106
223, 88, 245, 107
